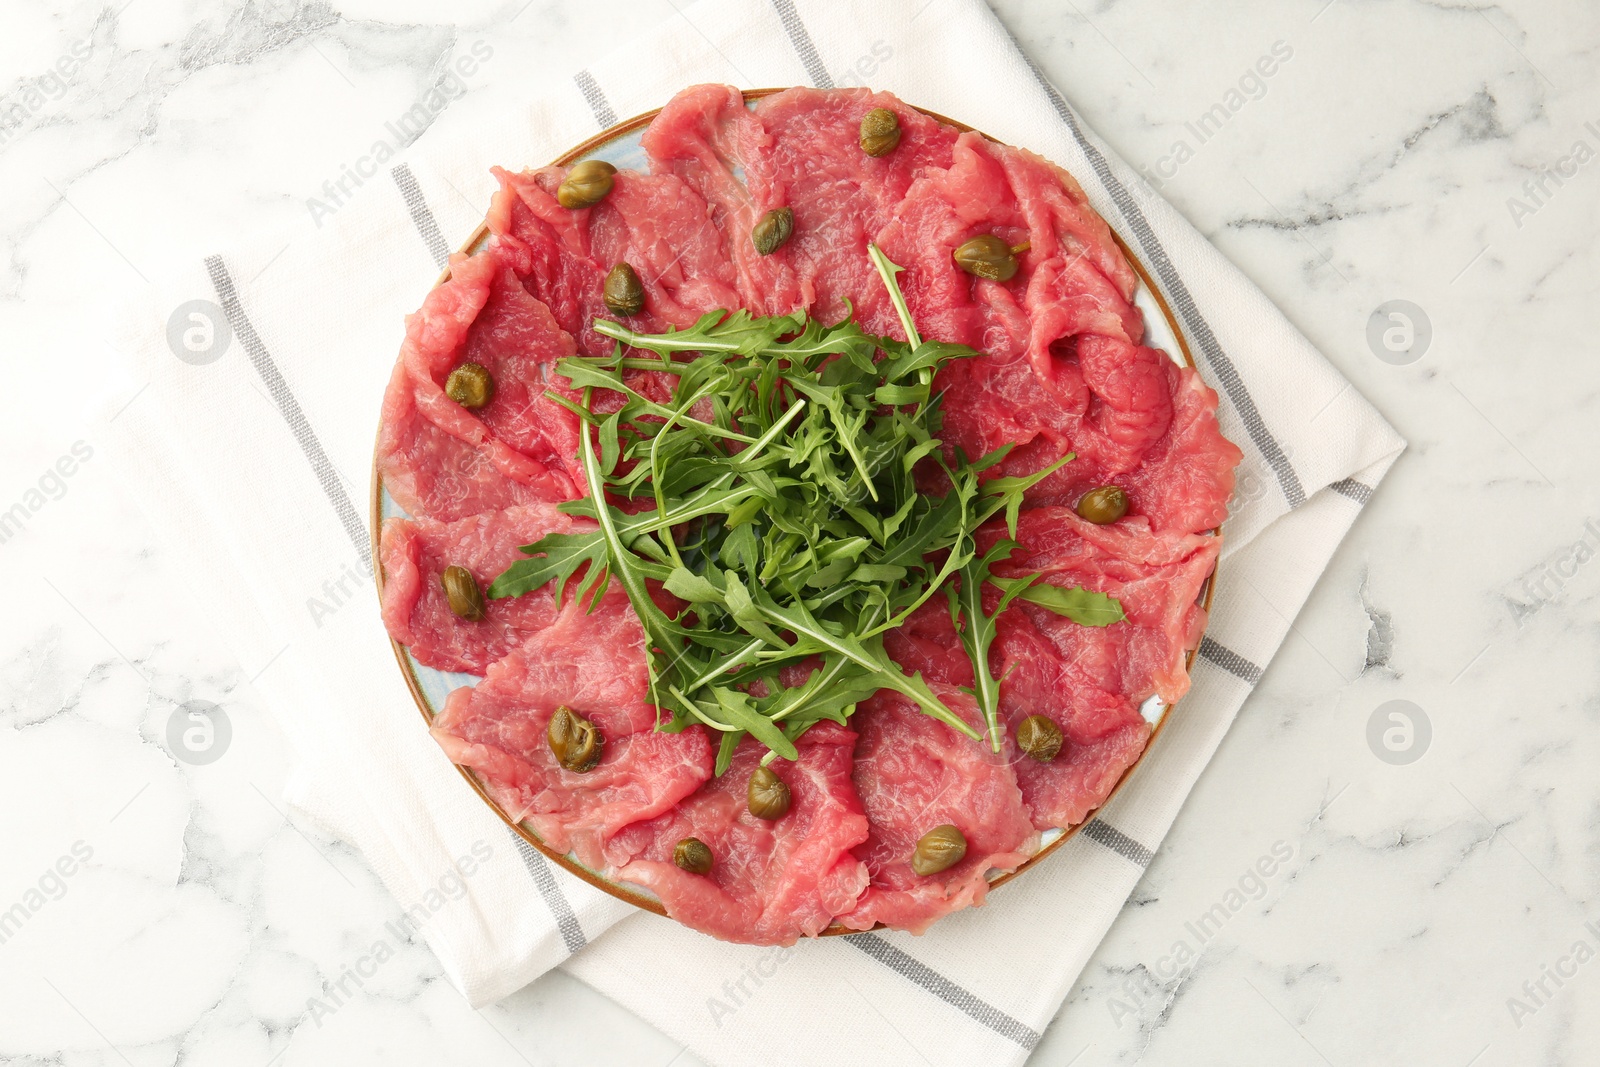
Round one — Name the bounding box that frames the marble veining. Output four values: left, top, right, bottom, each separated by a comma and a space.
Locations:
1, 0, 1597, 1064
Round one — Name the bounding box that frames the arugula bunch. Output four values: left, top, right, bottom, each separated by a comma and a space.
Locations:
490, 246, 1122, 772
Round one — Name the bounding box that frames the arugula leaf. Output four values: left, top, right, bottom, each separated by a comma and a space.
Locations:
662, 566, 725, 605
867, 243, 921, 348
949, 540, 1038, 752
723, 571, 789, 648
764, 310, 880, 373
990, 577, 1126, 627
744, 587, 973, 730
978, 451, 1076, 538
594, 309, 803, 356
879, 339, 982, 386
713, 731, 744, 776
487, 532, 610, 608
702, 687, 799, 762
572, 399, 682, 709
760, 653, 881, 728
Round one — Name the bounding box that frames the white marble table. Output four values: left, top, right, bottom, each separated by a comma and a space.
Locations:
2, 1, 1596, 1063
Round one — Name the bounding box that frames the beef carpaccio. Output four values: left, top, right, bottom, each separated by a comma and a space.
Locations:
377, 84, 1241, 945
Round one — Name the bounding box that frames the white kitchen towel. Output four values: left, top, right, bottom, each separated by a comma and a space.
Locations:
99, 0, 1406, 1064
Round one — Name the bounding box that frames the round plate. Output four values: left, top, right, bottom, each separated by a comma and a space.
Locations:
372, 89, 1219, 933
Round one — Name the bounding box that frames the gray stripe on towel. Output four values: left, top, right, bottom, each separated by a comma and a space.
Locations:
1199, 636, 1264, 685
204, 255, 372, 573
772, 0, 833, 88
391, 164, 450, 270
1010, 48, 1307, 511
845, 932, 1041, 1049
575, 70, 618, 129
1329, 478, 1373, 504
509, 830, 588, 954
1080, 819, 1155, 867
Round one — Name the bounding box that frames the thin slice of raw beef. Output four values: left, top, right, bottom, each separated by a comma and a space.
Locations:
745, 87, 962, 332
873, 131, 1155, 506
1072, 334, 1177, 472
877, 131, 1141, 350
415, 259, 585, 497
641, 84, 783, 312
889, 149, 1087, 477
645, 85, 965, 331
377, 361, 561, 522
836, 687, 1036, 934
990, 605, 1153, 829
987, 506, 1219, 706
377, 244, 579, 518
989, 140, 1138, 304
607, 723, 870, 944
431, 599, 713, 870
487, 164, 740, 360
380, 503, 609, 675
882, 600, 975, 690
881, 593, 1153, 832
957, 344, 1237, 530
1120, 365, 1243, 534
964, 332, 1179, 507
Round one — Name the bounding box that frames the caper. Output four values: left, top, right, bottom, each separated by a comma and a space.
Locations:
1015, 715, 1064, 762
440, 564, 486, 622
673, 837, 714, 875
547, 705, 602, 773
859, 108, 901, 157
911, 824, 967, 876
603, 262, 645, 316
751, 207, 794, 256
1077, 486, 1129, 525
556, 159, 617, 209
444, 362, 494, 409
747, 765, 792, 820
952, 234, 1020, 282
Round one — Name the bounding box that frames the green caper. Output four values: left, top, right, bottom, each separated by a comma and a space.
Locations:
952, 235, 1020, 282
673, 837, 713, 875
547, 705, 602, 773
444, 362, 494, 409
440, 565, 486, 622
556, 159, 617, 209
1015, 715, 1064, 762
603, 262, 645, 316
859, 108, 901, 157
911, 824, 967, 876
1077, 486, 1129, 525
747, 765, 792, 820
751, 207, 794, 256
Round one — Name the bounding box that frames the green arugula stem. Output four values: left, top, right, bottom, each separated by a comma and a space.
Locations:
738, 398, 807, 466
867, 243, 922, 348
